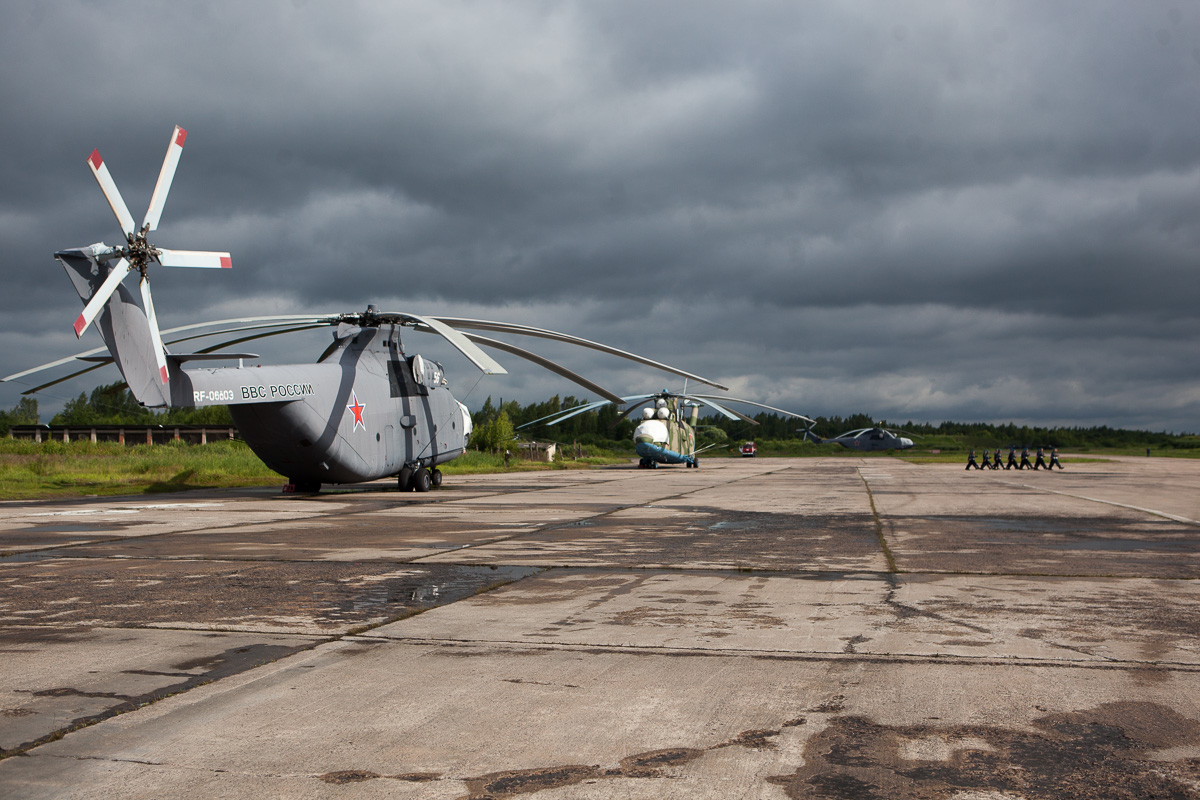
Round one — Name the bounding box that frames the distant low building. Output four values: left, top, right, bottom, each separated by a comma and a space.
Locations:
517, 441, 557, 462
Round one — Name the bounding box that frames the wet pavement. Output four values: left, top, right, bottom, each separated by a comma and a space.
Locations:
1, 456, 1198, 798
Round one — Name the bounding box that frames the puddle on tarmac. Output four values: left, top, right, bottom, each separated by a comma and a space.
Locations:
18, 524, 104, 534
709, 520, 756, 531
334, 564, 540, 617
1052, 537, 1186, 552
0, 552, 63, 563
939, 517, 1072, 533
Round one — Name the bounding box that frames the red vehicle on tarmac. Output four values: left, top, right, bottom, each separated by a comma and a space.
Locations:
740, 441, 757, 457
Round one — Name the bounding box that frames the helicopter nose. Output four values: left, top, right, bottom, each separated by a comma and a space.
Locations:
901, 438, 913, 448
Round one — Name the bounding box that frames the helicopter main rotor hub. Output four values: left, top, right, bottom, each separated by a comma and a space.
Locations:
119, 225, 160, 278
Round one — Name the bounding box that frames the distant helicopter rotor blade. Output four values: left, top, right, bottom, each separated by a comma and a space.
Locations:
86, 148, 136, 238
139, 278, 170, 384
143, 125, 187, 232
519, 394, 655, 429
462, 333, 623, 403
156, 249, 232, 269
687, 396, 757, 424
73, 258, 132, 338
430, 317, 728, 390
688, 394, 815, 425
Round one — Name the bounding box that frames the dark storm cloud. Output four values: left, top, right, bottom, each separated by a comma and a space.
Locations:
1, 1, 1198, 430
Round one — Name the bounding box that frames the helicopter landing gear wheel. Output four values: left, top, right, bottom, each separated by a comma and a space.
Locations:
413, 467, 433, 493
431, 468, 443, 488
397, 466, 413, 492
692, 457, 699, 469
292, 480, 321, 493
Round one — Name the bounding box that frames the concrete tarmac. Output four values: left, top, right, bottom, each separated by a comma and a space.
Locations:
1, 456, 1199, 798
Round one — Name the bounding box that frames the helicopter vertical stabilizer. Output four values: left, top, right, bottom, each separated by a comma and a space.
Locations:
57, 246, 172, 407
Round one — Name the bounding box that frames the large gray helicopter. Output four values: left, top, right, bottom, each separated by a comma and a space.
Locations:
522, 390, 812, 468
802, 423, 916, 451
2, 126, 727, 493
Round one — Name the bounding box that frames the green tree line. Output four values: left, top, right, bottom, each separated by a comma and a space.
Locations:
5, 385, 1195, 453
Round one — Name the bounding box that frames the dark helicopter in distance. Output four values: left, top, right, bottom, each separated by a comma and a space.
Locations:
802, 422, 916, 451
2, 126, 729, 493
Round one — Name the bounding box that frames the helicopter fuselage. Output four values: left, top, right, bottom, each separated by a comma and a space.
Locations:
633, 406, 698, 468
173, 326, 469, 484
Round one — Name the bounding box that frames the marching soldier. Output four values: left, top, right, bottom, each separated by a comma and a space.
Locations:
1019, 447, 1033, 470
1005, 446, 1019, 470
980, 449, 993, 469
1034, 447, 1049, 470
1049, 448, 1064, 470
993, 448, 1003, 470
965, 449, 981, 470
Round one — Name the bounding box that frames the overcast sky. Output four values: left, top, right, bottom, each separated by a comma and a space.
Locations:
2, 1, 1198, 431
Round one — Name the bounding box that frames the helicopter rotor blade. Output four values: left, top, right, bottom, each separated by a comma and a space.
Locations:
143, 126, 187, 232
159, 314, 342, 340
189, 324, 330, 354
697, 398, 758, 424
688, 394, 815, 425
87, 149, 136, 238
461, 333, 623, 403
18, 359, 113, 395
139, 278, 171, 384
401, 314, 506, 375
430, 317, 727, 390
518, 394, 656, 429
156, 249, 232, 269
73, 258, 132, 338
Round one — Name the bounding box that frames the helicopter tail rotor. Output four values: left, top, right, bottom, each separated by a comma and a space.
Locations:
800, 420, 823, 444
67, 126, 232, 399
73, 126, 233, 341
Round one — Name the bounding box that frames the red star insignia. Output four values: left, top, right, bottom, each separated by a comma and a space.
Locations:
347, 392, 366, 430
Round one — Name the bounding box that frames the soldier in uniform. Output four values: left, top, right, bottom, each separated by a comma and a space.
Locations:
993, 448, 1003, 470
1034, 447, 1049, 470
1049, 448, 1064, 470
1005, 446, 1019, 470
1019, 447, 1034, 470
980, 449, 993, 469
965, 449, 981, 470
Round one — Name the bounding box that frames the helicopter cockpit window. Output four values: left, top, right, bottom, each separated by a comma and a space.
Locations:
388, 357, 428, 397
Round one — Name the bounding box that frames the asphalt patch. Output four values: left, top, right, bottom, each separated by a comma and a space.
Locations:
768, 701, 1200, 799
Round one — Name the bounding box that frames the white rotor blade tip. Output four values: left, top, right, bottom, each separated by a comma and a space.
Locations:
143, 126, 187, 232
87, 149, 136, 237
157, 249, 233, 269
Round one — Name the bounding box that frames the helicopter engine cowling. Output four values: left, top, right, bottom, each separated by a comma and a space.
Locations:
633, 418, 669, 446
